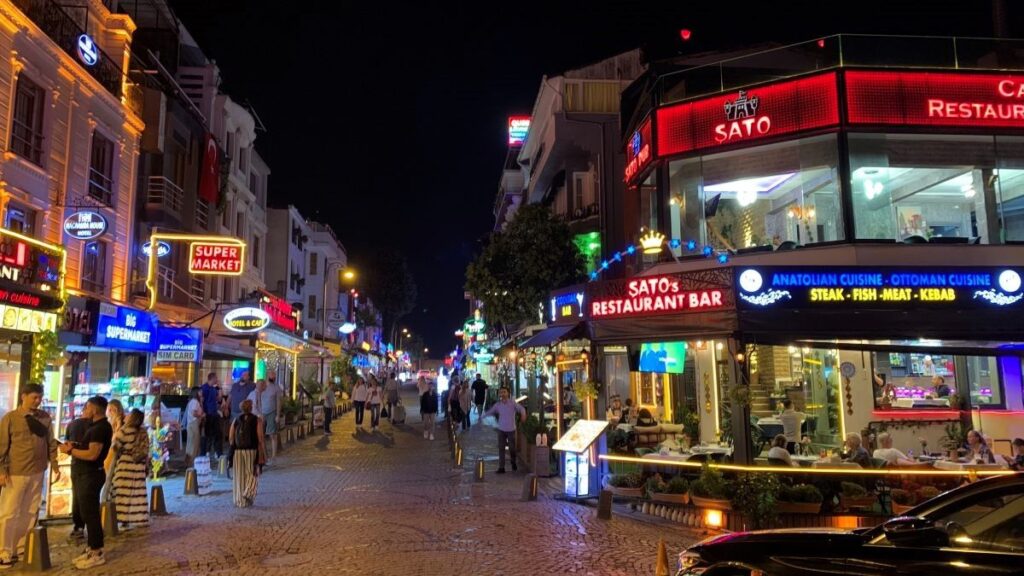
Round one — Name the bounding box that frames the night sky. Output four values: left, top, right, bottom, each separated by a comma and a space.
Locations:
167, 0, 1008, 353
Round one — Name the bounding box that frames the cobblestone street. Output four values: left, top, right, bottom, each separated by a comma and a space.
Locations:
18, 386, 698, 575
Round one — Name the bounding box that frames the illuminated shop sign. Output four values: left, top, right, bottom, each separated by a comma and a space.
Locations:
188, 242, 245, 275
0, 305, 56, 333
154, 327, 203, 363
550, 291, 585, 323
260, 293, 297, 332
0, 229, 62, 310
224, 307, 271, 333
846, 71, 1024, 129
656, 72, 839, 157
76, 34, 98, 67
141, 241, 171, 258
590, 275, 726, 318
63, 211, 107, 240
95, 304, 156, 352
624, 117, 653, 183
508, 116, 531, 146
736, 267, 1024, 309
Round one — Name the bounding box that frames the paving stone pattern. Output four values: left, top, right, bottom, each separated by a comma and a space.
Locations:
18, 386, 698, 575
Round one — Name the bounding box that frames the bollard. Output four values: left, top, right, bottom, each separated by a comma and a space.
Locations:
24, 525, 50, 571
101, 500, 119, 537
451, 439, 459, 460
475, 459, 485, 482
150, 484, 168, 516
184, 468, 198, 495
521, 473, 538, 501
597, 489, 613, 520
218, 454, 229, 477
455, 445, 464, 468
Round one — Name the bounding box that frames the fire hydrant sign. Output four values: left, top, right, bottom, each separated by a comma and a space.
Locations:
189, 242, 245, 275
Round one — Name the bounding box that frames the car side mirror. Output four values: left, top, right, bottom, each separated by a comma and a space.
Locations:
882, 516, 950, 548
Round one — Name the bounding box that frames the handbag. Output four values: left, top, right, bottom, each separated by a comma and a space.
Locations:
380, 406, 389, 419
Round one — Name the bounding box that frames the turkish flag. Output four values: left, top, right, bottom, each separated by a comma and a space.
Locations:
199, 133, 219, 204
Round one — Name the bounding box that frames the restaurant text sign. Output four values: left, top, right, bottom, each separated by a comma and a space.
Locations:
590, 275, 726, 319
736, 267, 1024, 309
846, 71, 1024, 129
189, 241, 245, 275
624, 117, 652, 183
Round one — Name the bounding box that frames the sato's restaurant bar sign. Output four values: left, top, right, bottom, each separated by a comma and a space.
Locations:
154, 326, 202, 363
63, 211, 107, 240
591, 275, 726, 319
95, 304, 156, 352
189, 241, 245, 275
736, 267, 1024, 309
846, 71, 1024, 129
656, 72, 839, 156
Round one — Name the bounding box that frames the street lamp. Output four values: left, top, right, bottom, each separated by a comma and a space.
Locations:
320, 261, 355, 384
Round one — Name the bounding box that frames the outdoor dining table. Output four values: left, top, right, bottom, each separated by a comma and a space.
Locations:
932, 460, 1008, 472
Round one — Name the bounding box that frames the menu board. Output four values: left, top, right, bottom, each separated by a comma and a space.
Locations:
552, 419, 608, 454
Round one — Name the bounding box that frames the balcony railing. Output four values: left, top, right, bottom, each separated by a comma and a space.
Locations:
146, 175, 183, 217
195, 199, 210, 231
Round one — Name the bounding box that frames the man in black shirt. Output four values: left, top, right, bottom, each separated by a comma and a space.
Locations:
471, 374, 488, 424
59, 396, 113, 570
64, 417, 90, 539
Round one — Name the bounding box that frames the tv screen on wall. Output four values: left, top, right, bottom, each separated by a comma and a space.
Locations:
638, 342, 687, 374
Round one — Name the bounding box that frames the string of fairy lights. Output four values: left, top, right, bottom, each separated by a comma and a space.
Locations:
589, 230, 730, 282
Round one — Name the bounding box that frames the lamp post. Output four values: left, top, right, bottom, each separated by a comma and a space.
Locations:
320, 262, 355, 385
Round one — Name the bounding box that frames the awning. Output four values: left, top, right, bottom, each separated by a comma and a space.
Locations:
519, 323, 586, 349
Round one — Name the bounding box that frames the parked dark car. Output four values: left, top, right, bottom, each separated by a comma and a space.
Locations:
677, 474, 1024, 575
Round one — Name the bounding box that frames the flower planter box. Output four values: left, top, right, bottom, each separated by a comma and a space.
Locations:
776, 501, 822, 514
650, 492, 689, 505
690, 495, 732, 510
839, 494, 878, 511
607, 486, 645, 498
892, 503, 915, 515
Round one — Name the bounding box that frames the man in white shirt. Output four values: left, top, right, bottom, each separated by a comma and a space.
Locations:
779, 399, 805, 454
872, 432, 912, 465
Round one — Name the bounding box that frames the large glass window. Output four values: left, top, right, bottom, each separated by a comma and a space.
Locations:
850, 134, 1000, 243
996, 136, 1024, 242
669, 134, 842, 253
10, 75, 45, 166
81, 241, 107, 293
871, 350, 1004, 409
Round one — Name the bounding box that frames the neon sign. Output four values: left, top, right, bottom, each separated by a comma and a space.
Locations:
508, 116, 531, 146
0, 229, 61, 309
63, 211, 107, 240
736, 267, 1024, 309
189, 241, 245, 275
624, 118, 653, 183
260, 293, 297, 332
846, 71, 1024, 129
224, 307, 271, 333
95, 305, 156, 352
590, 275, 725, 318
550, 291, 585, 323
141, 241, 171, 258
656, 72, 839, 156
76, 34, 98, 67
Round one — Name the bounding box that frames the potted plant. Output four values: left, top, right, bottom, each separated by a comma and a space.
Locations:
689, 463, 732, 510
891, 488, 917, 515
731, 473, 781, 529
777, 483, 823, 514
838, 481, 876, 511
916, 485, 942, 503
283, 397, 301, 425
941, 423, 968, 459
606, 472, 645, 498
649, 475, 690, 505
573, 380, 599, 419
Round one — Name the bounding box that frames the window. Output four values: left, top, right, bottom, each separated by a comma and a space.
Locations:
252, 235, 260, 268
81, 241, 107, 293
669, 134, 843, 255
966, 356, 1002, 407
225, 131, 235, 171
995, 137, 1024, 242
850, 134, 997, 243
88, 132, 115, 205
239, 146, 249, 173
10, 75, 45, 165
574, 174, 585, 213
308, 295, 316, 319
871, 350, 1004, 409
4, 205, 35, 235
235, 212, 244, 238
310, 252, 318, 275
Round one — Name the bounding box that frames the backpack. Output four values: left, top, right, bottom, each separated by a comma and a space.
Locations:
233, 415, 256, 449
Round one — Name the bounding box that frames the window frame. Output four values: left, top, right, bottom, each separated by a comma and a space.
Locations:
10, 74, 46, 166
81, 240, 108, 294
87, 130, 116, 206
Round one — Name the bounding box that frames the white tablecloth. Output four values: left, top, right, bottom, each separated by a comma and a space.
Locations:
932, 460, 1007, 471
641, 452, 694, 462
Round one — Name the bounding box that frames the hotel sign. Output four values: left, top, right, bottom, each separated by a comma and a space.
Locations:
224, 307, 271, 333
846, 71, 1024, 129
736, 267, 1024, 309
189, 242, 245, 275
63, 211, 107, 240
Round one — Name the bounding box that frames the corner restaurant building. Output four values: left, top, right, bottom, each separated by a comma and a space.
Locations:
574, 36, 1024, 461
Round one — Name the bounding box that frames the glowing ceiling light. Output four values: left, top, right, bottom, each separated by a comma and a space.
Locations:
864, 179, 884, 200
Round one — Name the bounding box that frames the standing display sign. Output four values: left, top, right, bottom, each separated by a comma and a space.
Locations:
552, 419, 608, 500
94, 304, 157, 352
154, 326, 203, 362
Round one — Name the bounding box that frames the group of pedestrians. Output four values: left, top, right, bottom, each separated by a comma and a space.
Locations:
350, 372, 402, 432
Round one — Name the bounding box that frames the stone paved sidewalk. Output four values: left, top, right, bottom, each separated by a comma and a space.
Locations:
12, 385, 699, 575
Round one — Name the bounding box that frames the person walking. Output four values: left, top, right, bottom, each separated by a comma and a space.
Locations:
458, 380, 472, 431
351, 377, 368, 431
482, 388, 526, 474
0, 383, 60, 570
416, 375, 430, 396
109, 409, 149, 529
200, 373, 223, 458
229, 371, 256, 422
384, 372, 400, 424
229, 400, 265, 508
448, 381, 463, 430
183, 387, 203, 467
59, 396, 113, 569
322, 383, 336, 435
263, 373, 283, 444
366, 377, 383, 432
420, 381, 438, 440
471, 373, 488, 422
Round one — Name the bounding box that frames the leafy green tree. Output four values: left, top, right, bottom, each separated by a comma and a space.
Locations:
362, 247, 417, 343
466, 204, 585, 325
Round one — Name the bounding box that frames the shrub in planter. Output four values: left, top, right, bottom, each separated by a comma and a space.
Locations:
690, 463, 731, 509
840, 481, 868, 498
665, 476, 689, 494
777, 483, 823, 514
891, 488, 917, 515
731, 473, 782, 529
839, 481, 876, 510
607, 472, 644, 497
917, 485, 941, 501
650, 475, 689, 504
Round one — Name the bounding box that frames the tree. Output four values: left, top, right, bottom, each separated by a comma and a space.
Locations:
362, 247, 417, 344
465, 204, 585, 326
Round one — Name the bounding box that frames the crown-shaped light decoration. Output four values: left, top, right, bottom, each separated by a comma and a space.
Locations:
639, 230, 665, 255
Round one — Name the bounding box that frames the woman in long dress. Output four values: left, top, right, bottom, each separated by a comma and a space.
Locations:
230, 399, 265, 507
110, 409, 150, 527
